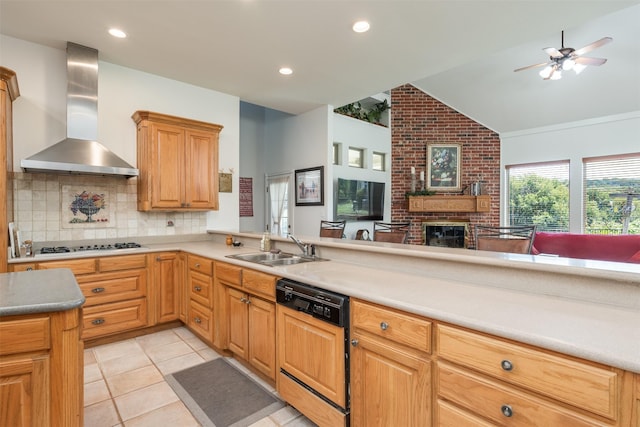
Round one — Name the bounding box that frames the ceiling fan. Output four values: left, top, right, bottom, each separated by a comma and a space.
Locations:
514, 31, 612, 80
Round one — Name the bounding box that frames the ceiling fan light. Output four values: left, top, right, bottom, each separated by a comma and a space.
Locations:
562, 58, 575, 71
539, 66, 553, 79
573, 63, 587, 75
550, 69, 562, 80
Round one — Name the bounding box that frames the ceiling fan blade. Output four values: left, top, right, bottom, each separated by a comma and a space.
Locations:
575, 56, 607, 66
514, 61, 551, 72
573, 37, 613, 56
543, 47, 563, 58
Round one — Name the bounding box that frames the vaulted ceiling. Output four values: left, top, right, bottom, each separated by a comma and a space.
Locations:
1, 1, 639, 134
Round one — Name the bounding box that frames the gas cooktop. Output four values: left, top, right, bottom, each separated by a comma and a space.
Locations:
37, 242, 145, 257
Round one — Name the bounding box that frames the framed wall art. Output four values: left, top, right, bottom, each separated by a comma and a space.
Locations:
427, 143, 462, 191
295, 166, 324, 206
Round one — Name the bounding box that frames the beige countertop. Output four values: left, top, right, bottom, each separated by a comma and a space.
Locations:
8, 233, 640, 373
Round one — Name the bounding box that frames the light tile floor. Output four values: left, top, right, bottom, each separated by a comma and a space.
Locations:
84, 327, 315, 427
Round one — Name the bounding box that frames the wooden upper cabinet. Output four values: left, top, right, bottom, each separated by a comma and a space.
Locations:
1, 67, 19, 274
132, 111, 223, 211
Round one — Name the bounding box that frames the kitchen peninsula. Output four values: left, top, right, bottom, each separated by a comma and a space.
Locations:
6, 232, 640, 426
0, 268, 85, 426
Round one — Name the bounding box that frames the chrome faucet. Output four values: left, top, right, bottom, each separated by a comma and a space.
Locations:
289, 235, 315, 257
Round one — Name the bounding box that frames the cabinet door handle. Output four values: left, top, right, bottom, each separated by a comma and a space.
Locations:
380, 321, 389, 331
194, 286, 202, 292
501, 359, 514, 371
501, 405, 513, 417
156, 256, 162, 261
92, 287, 105, 293
91, 318, 105, 325
194, 317, 202, 324
351, 339, 359, 347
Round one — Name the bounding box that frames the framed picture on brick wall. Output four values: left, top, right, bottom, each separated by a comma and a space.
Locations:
427, 143, 461, 191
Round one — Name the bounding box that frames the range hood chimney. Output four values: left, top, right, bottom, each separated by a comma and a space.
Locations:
21, 42, 139, 178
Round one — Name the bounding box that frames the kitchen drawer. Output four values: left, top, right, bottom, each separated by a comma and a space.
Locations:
38, 258, 97, 275
436, 324, 618, 420
188, 255, 213, 276
9, 263, 36, 272
78, 269, 147, 306
352, 299, 431, 353
436, 399, 494, 427
99, 254, 147, 272
0, 316, 50, 355
437, 362, 602, 426
82, 298, 147, 340
242, 269, 276, 299
215, 262, 241, 286
188, 300, 213, 343
189, 270, 213, 307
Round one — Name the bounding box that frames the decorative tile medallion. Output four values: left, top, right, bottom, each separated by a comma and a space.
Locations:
62, 185, 115, 228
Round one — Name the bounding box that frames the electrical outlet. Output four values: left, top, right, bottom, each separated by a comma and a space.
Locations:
167, 220, 174, 227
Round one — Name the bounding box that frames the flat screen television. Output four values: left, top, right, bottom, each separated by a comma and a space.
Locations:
335, 178, 385, 221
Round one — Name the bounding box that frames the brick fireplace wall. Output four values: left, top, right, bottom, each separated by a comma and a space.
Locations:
390, 84, 500, 245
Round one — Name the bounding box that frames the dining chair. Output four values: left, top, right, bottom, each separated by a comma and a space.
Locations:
355, 229, 371, 241
474, 224, 537, 254
373, 222, 410, 244
320, 220, 346, 238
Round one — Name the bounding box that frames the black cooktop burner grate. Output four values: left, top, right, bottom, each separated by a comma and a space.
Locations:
40, 247, 71, 254
39, 242, 143, 254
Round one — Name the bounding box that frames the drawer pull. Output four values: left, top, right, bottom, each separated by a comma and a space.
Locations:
91, 318, 105, 325
501, 359, 514, 371
195, 263, 201, 268
351, 339, 359, 347
501, 404, 513, 417
26, 267, 33, 271
380, 321, 389, 331
92, 287, 105, 293
194, 286, 202, 292
194, 317, 202, 324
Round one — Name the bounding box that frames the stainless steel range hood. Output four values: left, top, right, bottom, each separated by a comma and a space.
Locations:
21, 42, 139, 178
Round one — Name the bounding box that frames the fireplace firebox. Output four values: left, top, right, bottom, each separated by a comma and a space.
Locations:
423, 221, 469, 249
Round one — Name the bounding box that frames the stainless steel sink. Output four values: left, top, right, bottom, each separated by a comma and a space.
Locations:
226, 252, 325, 266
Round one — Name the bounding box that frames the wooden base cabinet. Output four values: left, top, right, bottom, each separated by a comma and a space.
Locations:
435, 323, 633, 426
186, 255, 214, 343
350, 299, 432, 426
151, 252, 181, 324
13, 255, 148, 340
0, 309, 83, 426
216, 263, 277, 381
635, 375, 640, 427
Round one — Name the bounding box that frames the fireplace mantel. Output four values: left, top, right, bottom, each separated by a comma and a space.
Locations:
408, 195, 490, 213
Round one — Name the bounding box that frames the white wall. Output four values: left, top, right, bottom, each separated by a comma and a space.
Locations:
2, 35, 240, 233
239, 102, 267, 232
263, 106, 332, 238
500, 112, 640, 232
333, 113, 392, 239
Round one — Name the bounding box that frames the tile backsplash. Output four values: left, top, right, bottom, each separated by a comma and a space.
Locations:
12, 173, 208, 244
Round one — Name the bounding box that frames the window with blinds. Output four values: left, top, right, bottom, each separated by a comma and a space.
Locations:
583, 154, 640, 235
507, 161, 570, 232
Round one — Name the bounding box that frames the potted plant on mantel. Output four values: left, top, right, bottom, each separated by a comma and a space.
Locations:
334, 99, 390, 127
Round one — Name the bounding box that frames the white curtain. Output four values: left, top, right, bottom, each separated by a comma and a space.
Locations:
269, 175, 290, 236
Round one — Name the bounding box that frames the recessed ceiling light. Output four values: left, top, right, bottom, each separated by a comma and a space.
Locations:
352, 21, 370, 33
108, 28, 127, 38
279, 67, 293, 76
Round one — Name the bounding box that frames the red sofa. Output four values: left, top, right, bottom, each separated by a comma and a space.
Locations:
532, 232, 640, 264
